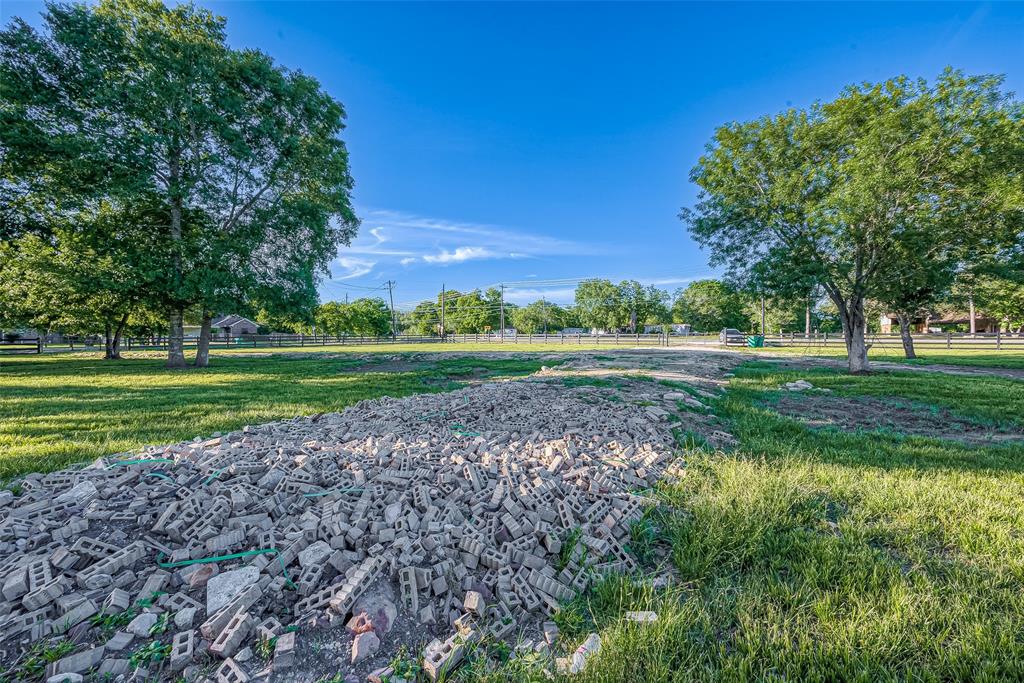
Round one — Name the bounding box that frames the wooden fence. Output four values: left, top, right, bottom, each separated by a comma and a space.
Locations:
730, 331, 1024, 351
16, 330, 1024, 354
0, 338, 43, 354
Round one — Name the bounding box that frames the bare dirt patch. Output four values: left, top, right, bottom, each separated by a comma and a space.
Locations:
769, 392, 1024, 446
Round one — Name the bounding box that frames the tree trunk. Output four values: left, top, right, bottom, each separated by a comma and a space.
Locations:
166, 149, 187, 369
194, 311, 213, 368
103, 321, 114, 360
107, 312, 129, 360
805, 302, 811, 338
835, 294, 871, 374
969, 295, 976, 335
896, 311, 916, 359
168, 307, 186, 368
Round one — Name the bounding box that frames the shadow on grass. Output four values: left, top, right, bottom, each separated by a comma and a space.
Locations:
0, 354, 547, 478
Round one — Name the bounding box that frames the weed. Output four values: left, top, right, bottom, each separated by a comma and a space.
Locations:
556, 527, 583, 571
3, 639, 75, 681
625, 517, 659, 566
90, 608, 136, 636
149, 612, 170, 636
128, 640, 172, 669
254, 634, 277, 661
389, 645, 423, 679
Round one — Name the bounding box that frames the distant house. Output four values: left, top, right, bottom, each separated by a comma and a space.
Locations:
879, 312, 999, 334
185, 314, 260, 339
211, 314, 259, 338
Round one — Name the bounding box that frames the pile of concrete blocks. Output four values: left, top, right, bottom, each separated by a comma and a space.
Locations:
0, 374, 692, 681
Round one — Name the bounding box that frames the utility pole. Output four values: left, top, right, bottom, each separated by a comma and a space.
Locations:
386, 280, 397, 339
499, 284, 505, 341
760, 295, 766, 336
542, 296, 547, 334
440, 284, 445, 338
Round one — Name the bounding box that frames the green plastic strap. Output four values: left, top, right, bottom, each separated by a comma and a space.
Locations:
202, 467, 228, 486
155, 548, 297, 590
155, 548, 277, 568
144, 472, 173, 481
450, 423, 481, 437
107, 458, 174, 469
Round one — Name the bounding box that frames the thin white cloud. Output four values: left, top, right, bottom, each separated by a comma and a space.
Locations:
334, 208, 604, 278
334, 257, 376, 280
422, 246, 506, 264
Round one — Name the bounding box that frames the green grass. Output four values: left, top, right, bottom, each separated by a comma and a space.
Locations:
742, 344, 1024, 370
475, 363, 1024, 682
0, 351, 546, 479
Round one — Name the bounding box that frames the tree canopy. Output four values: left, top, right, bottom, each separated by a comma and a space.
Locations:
671, 280, 749, 332
684, 70, 1022, 372
315, 298, 391, 337
0, 0, 358, 366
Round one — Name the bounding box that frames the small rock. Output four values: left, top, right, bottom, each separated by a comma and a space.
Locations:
351, 631, 380, 664
47, 674, 84, 683
384, 502, 402, 526
126, 612, 158, 637
298, 540, 332, 568
185, 564, 217, 589
174, 607, 197, 629
105, 631, 134, 651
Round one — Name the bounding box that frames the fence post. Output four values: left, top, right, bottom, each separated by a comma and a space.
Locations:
997, 328, 1002, 350
946, 332, 951, 350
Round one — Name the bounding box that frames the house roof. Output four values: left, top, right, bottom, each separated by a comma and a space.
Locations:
211, 314, 258, 328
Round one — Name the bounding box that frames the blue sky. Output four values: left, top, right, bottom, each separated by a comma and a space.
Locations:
5, 2, 1023, 309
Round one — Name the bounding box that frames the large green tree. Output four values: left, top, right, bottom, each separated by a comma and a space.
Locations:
574, 279, 622, 331
0, 201, 167, 358
450, 290, 491, 333
314, 298, 392, 336
1, 0, 358, 368
684, 70, 1021, 373
408, 300, 440, 336
510, 300, 567, 334
672, 280, 749, 332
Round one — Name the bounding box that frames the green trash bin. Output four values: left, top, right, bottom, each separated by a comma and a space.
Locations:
747, 335, 765, 348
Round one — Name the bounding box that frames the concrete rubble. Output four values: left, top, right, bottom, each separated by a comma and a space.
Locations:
0, 366, 722, 681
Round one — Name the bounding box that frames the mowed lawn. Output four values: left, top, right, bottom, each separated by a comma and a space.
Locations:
499, 364, 1024, 682
0, 350, 546, 479
743, 344, 1024, 370
6, 348, 1024, 679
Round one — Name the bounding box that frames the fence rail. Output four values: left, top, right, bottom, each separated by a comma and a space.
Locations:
0, 338, 43, 354
15, 330, 1024, 355
740, 331, 1024, 351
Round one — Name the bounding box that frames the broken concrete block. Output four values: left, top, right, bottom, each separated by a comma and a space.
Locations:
273, 630, 296, 670
206, 565, 259, 614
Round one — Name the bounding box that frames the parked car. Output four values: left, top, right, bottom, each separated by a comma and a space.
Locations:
719, 328, 744, 345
